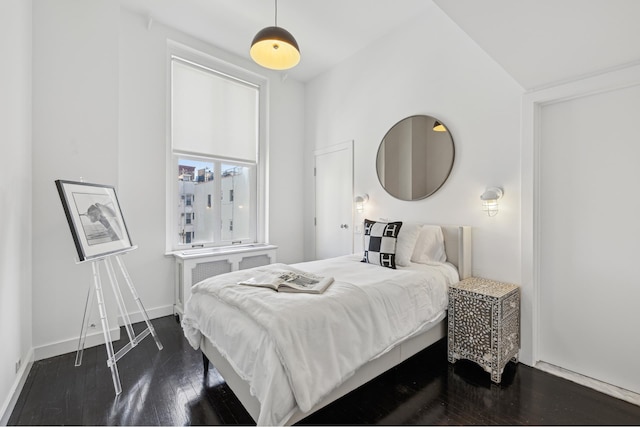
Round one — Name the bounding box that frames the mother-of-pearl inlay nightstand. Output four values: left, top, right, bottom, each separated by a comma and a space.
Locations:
448, 277, 520, 383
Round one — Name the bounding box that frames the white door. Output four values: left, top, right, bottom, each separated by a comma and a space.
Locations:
314, 141, 353, 259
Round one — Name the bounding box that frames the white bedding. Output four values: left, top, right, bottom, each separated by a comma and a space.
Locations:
182, 254, 458, 426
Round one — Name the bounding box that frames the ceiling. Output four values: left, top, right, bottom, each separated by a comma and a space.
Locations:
119, 0, 640, 89
434, 0, 640, 90
118, 0, 431, 82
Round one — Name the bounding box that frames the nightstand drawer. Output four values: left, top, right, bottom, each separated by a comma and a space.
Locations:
502, 291, 519, 319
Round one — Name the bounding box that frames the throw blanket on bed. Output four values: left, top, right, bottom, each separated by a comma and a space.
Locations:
182, 255, 456, 425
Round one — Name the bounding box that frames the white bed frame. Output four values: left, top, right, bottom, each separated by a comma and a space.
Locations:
200, 225, 471, 425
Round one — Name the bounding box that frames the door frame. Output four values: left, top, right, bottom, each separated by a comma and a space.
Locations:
522, 63, 640, 368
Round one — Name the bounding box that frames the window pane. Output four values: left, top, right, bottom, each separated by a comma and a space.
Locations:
178, 158, 215, 245
221, 163, 251, 242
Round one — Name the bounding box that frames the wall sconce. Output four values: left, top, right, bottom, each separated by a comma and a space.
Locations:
480, 187, 503, 217
354, 194, 369, 213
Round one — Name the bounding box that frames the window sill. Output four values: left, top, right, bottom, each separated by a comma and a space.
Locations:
167, 243, 277, 259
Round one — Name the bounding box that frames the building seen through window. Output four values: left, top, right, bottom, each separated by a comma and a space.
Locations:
177, 158, 251, 245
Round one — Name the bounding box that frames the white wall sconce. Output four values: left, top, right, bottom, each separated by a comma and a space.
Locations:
354, 194, 369, 213
480, 187, 503, 217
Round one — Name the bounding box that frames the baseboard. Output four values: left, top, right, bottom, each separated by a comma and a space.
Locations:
33, 326, 122, 361
32, 304, 173, 362
117, 304, 174, 325
536, 361, 640, 406
0, 348, 34, 426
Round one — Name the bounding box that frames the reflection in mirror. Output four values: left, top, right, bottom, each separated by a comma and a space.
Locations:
376, 115, 454, 201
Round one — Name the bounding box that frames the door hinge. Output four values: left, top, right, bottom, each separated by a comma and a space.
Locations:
314, 217, 316, 226
314, 167, 316, 177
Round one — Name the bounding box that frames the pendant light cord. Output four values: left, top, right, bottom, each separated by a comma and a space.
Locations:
274, 0, 278, 27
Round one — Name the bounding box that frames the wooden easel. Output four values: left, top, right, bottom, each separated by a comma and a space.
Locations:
74, 247, 163, 395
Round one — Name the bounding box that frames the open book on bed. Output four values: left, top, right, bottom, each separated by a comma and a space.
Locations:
238, 269, 334, 294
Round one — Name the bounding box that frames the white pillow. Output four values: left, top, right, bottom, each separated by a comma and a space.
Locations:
395, 223, 423, 267
411, 225, 447, 264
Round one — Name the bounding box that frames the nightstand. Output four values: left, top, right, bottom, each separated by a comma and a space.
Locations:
448, 277, 520, 383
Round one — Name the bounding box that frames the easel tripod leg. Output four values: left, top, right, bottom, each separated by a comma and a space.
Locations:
115, 255, 163, 351
105, 257, 136, 344
75, 284, 95, 367
92, 260, 122, 395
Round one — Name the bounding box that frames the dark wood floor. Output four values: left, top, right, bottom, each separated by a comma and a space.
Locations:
9, 315, 640, 425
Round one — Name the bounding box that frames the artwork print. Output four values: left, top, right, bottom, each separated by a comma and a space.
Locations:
55, 180, 133, 261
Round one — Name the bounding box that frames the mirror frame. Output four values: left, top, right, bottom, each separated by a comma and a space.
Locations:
376, 115, 455, 201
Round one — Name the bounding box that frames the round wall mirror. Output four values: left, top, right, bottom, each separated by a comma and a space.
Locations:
376, 115, 455, 201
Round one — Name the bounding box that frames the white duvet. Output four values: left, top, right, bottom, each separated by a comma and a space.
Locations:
182, 254, 458, 426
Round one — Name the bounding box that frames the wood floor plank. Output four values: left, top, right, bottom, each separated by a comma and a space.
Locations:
6, 356, 38, 426
25, 355, 61, 425
8, 315, 640, 426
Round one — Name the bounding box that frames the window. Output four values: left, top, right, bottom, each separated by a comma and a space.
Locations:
175, 155, 255, 246
168, 47, 266, 251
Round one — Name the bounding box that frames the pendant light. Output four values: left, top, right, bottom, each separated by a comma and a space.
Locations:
250, 0, 300, 70
433, 120, 447, 132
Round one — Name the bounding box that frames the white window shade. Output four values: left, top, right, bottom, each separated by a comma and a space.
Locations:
172, 59, 258, 162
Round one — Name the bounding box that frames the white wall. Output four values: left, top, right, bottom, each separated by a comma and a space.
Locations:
32, 0, 121, 359
538, 83, 640, 394
304, 0, 524, 322
0, 0, 33, 422
31, 1, 305, 360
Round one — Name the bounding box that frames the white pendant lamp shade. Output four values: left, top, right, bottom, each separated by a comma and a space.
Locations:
250, 26, 300, 70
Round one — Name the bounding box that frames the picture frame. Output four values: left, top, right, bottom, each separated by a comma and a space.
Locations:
55, 180, 133, 262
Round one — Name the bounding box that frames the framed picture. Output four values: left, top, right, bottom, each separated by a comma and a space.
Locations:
55, 180, 133, 262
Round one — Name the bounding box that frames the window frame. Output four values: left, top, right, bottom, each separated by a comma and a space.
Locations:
173, 153, 258, 248
166, 41, 269, 253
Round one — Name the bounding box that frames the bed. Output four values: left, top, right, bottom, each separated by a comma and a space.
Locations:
182, 224, 471, 425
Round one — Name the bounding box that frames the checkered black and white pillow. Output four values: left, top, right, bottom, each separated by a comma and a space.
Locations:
362, 219, 403, 269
